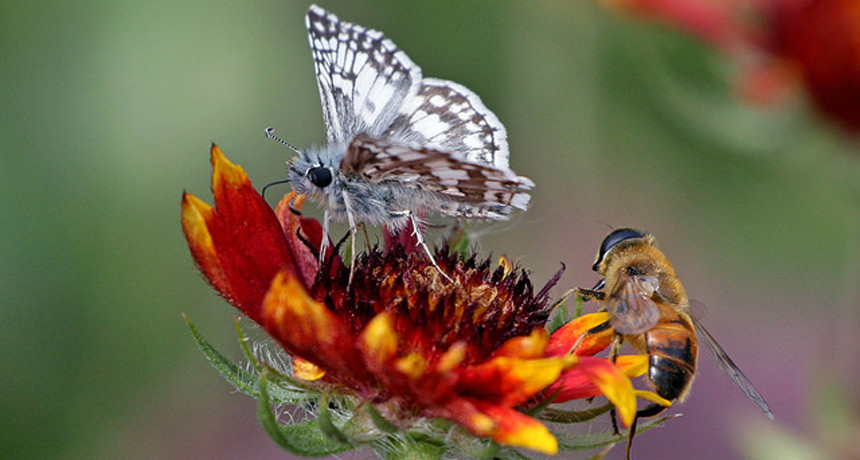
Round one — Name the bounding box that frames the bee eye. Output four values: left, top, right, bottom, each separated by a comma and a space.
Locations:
307, 166, 333, 188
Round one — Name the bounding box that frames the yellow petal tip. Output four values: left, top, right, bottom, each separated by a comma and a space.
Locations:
181, 193, 216, 255
293, 357, 326, 381
634, 390, 673, 407
360, 312, 398, 369
209, 143, 249, 188
498, 421, 558, 455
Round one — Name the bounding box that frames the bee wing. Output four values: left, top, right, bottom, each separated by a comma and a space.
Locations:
692, 316, 774, 419
341, 133, 533, 213
608, 276, 661, 335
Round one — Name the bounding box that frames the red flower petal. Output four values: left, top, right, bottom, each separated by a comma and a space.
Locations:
261, 270, 374, 393
383, 217, 422, 253
475, 403, 558, 454
492, 328, 548, 359
273, 192, 338, 287
547, 356, 640, 401
547, 356, 637, 427
456, 355, 574, 407
181, 144, 300, 323
446, 398, 558, 455
545, 312, 614, 357
181, 193, 232, 299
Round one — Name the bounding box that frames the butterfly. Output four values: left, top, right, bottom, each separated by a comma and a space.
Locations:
271, 5, 534, 279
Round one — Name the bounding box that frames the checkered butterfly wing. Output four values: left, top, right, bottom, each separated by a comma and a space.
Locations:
383, 79, 511, 169
342, 134, 532, 218
306, 5, 421, 143
306, 6, 510, 172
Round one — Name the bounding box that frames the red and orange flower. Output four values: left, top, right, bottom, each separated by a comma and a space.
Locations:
181, 145, 664, 457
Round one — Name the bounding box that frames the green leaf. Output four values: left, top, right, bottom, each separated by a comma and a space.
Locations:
467, 440, 500, 460
318, 392, 351, 445
539, 403, 614, 423
365, 404, 398, 433
555, 414, 679, 451
575, 293, 583, 317
234, 320, 316, 402
546, 288, 579, 334
524, 390, 558, 417
234, 317, 262, 372
381, 437, 444, 460
547, 305, 568, 334
446, 427, 500, 460
585, 444, 615, 460
184, 314, 260, 397
493, 447, 532, 460
257, 370, 352, 457
447, 222, 472, 257
263, 367, 316, 404
185, 314, 312, 404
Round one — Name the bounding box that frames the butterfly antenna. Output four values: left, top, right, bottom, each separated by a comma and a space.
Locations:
261, 179, 291, 201
264, 127, 302, 155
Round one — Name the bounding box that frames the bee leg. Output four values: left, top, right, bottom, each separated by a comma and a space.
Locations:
574, 287, 605, 302
610, 407, 620, 435
625, 413, 640, 460
608, 334, 624, 436
546, 288, 576, 313
407, 212, 452, 282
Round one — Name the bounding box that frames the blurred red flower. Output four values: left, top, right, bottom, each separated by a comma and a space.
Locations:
606, 0, 860, 132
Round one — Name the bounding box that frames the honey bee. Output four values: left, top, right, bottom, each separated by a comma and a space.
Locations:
575, 228, 773, 459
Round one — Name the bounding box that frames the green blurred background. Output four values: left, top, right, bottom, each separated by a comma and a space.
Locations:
2, 1, 858, 459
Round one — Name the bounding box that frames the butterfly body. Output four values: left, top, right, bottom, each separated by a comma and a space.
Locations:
289, 141, 421, 230
291, 135, 530, 230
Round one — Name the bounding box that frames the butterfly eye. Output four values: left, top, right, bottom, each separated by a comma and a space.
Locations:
307, 166, 333, 188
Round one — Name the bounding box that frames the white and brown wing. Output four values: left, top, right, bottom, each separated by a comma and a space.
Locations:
307, 6, 509, 169
306, 5, 421, 143
342, 133, 532, 216
383, 79, 510, 169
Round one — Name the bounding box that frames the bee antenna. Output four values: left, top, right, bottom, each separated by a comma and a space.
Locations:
264, 127, 302, 155
597, 220, 615, 231
261, 179, 291, 201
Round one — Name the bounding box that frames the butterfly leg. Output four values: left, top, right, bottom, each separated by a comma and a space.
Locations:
359, 222, 372, 248
405, 211, 452, 282
319, 209, 331, 266
341, 191, 358, 285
